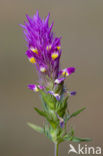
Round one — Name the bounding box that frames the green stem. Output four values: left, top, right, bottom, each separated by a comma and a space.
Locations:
54, 143, 59, 156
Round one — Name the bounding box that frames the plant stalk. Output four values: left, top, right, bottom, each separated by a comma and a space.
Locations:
54, 142, 59, 156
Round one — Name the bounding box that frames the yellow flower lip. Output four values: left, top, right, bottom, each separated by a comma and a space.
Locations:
62, 70, 68, 76
57, 46, 61, 50
29, 57, 36, 64
51, 52, 59, 60
30, 47, 38, 54
34, 87, 39, 92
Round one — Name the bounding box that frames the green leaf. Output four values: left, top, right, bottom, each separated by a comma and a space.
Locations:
63, 134, 91, 143
70, 107, 86, 118
34, 107, 47, 117
57, 96, 69, 117
65, 107, 86, 121
63, 135, 73, 141
44, 124, 52, 141
34, 107, 56, 126
34, 107, 58, 128
63, 127, 74, 142
40, 90, 56, 110
48, 119, 57, 129
27, 122, 44, 134
69, 127, 74, 136
64, 136, 91, 142
71, 136, 91, 142
40, 95, 49, 112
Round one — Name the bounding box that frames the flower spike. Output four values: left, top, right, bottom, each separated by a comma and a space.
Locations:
21, 12, 62, 80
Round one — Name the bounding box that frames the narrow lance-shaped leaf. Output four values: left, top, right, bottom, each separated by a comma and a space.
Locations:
27, 122, 44, 134
44, 124, 52, 141
40, 90, 56, 110
34, 107, 47, 117
63, 128, 91, 143
70, 107, 86, 118
63, 127, 74, 141
57, 96, 69, 117
65, 107, 86, 121
34, 107, 53, 123
71, 136, 91, 142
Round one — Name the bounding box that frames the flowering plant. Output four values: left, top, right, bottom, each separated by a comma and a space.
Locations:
21, 11, 90, 156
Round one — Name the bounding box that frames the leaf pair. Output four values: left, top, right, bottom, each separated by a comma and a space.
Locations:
27, 122, 91, 143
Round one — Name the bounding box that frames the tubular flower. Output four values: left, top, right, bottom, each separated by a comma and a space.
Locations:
21, 11, 90, 155
59, 67, 75, 77
28, 84, 44, 92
